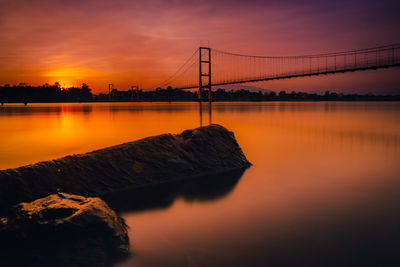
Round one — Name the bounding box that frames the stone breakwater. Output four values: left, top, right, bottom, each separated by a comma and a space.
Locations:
0, 124, 251, 215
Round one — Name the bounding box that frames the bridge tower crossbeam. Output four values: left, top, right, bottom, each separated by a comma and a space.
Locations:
199, 47, 212, 102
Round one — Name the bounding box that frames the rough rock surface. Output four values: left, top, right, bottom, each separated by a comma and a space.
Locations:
0, 192, 129, 266
0, 124, 251, 214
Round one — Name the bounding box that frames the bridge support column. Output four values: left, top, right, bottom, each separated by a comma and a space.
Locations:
108, 84, 114, 101
130, 85, 139, 101
198, 87, 202, 101
199, 47, 212, 102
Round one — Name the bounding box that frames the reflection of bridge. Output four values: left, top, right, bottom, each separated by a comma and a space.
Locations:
157, 44, 400, 101
198, 102, 212, 127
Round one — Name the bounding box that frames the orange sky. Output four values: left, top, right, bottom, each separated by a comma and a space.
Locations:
0, 0, 399, 93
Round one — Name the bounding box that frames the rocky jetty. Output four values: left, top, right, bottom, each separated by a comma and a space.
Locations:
0, 192, 129, 266
0, 124, 251, 214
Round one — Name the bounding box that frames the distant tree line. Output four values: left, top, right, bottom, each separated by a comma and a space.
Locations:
1, 83, 399, 103
95, 87, 400, 102
95, 87, 197, 102
0, 83, 92, 103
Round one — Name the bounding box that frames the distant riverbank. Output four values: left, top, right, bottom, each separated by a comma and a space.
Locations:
2, 98, 400, 104
1, 84, 400, 103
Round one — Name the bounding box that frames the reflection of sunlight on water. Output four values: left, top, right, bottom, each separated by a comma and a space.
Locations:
57, 106, 77, 139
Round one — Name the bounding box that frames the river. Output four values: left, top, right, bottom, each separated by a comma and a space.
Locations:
1, 102, 400, 266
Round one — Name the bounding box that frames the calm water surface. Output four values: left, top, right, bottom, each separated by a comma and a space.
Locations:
1, 102, 400, 266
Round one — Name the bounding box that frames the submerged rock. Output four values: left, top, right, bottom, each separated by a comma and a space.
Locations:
0, 192, 129, 266
0, 124, 251, 214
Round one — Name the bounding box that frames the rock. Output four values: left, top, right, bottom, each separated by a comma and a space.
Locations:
0, 124, 251, 214
0, 192, 129, 266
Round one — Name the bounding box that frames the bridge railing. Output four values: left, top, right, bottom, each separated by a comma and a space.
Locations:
210, 44, 400, 87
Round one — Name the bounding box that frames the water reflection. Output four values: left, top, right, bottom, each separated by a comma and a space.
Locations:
0, 104, 94, 115
1, 102, 400, 266
104, 169, 245, 214
1, 101, 399, 115
0, 102, 200, 116
198, 102, 213, 126
0, 102, 399, 169
137, 174, 400, 267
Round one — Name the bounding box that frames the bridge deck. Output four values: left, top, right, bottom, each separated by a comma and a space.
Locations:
176, 63, 400, 90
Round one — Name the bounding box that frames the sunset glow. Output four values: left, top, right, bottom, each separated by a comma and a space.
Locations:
44, 67, 104, 88
0, 1, 399, 264
0, 0, 399, 93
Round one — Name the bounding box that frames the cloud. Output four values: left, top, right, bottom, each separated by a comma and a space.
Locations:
0, 0, 399, 92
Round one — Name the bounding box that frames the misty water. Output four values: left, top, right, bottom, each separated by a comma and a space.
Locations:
1, 102, 400, 266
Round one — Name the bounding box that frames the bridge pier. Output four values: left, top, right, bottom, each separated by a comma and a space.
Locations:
108, 84, 114, 101
198, 87, 212, 102
198, 87, 202, 101
130, 85, 139, 101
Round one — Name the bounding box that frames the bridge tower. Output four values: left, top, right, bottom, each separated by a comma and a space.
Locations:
199, 47, 212, 102
130, 85, 139, 101
108, 83, 114, 101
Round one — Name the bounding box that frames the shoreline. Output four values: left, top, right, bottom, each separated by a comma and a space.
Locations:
1, 99, 400, 104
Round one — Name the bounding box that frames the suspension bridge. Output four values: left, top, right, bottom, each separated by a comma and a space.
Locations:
157, 44, 400, 101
